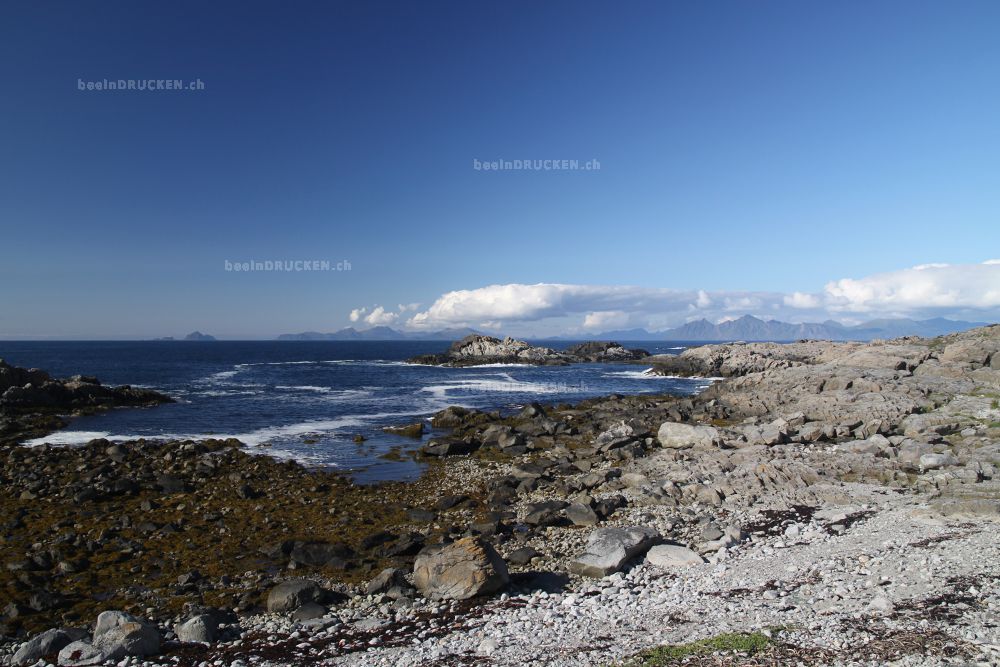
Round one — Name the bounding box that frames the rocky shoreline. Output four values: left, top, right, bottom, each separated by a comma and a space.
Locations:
0, 359, 172, 448
405, 335, 648, 366
2, 326, 1000, 666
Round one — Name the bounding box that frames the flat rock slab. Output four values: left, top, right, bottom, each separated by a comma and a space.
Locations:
646, 544, 704, 568
657, 422, 719, 449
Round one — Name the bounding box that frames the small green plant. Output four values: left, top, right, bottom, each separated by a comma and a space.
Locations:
992, 399, 999, 410
623, 632, 773, 666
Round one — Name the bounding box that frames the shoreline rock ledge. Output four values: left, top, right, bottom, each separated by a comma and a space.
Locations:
0, 359, 173, 445
406, 334, 648, 366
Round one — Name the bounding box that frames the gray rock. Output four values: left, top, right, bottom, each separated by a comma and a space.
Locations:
291, 602, 327, 622
93, 610, 138, 639
898, 441, 933, 470
657, 422, 718, 449
413, 536, 509, 600
174, 614, 217, 644
366, 567, 409, 595
594, 421, 636, 449
523, 500, 568, 526
93, 620, 160, 659
699, 525, 745, 553
12, 628, 85, 666
564, 502, 599, 526
507, 546, 542, 565
568, 526, 659, 577
920, 452, 959, 470
420, 438, 478, 457
266, 579, 322, 612
58, 641, 106, 667
646, 544, 704, 568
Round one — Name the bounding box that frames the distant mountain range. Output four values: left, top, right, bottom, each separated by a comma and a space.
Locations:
183, 331, 216, 341
277, 327, 481, 341
276, 317, 989, 343
567, 316, 989, 342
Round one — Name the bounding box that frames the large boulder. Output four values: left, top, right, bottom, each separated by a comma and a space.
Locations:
93, 621, 160, 659
413, 536, 509, 600
12, 628, 86, 666
93, 611, 138, 639
58, 641, 106, 667
657, 422, 719, 449
420, 438, 479, 457
174, 614, 218, 643
568, 526, 659, 577
58, 613, 161, 666
266, 579, 322, 612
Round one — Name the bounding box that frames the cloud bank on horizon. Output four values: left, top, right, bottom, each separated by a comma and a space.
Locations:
350, 260, 1000, 335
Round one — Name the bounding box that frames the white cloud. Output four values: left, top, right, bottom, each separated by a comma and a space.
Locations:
784, 291, 821, 309
405, 283, 783, 331
349, 305, 399, 326
583, 310, 629, 330
362, 306, 398, 326
352, 260, 1000, 335
823, 261, 1000, 312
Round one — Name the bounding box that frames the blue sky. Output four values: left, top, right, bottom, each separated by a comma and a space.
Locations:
1, 0, 998, 338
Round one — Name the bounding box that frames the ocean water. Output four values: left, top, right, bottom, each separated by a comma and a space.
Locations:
0, 341, 709, 482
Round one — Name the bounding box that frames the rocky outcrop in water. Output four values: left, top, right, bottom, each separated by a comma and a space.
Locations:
406, 335, 647, 366
0, 360, 173, 445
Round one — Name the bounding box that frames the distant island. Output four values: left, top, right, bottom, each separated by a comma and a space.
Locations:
277, 326, 481, 341
184, 331, 217, 341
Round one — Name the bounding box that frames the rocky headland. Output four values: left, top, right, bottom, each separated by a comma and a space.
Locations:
2, 326, 1000, 666
405, 334, 648, 366
0, 360, 172, 447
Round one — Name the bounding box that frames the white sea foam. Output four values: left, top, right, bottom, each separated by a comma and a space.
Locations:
204, 369, 240, 382
454, 363, 527, 368
417, 373, 580, 410
603, 369, 678, 380
23, 431, 111, 446
197, 389, 265, 397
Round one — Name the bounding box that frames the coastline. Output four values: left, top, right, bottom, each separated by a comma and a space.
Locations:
2, 327, 999, 666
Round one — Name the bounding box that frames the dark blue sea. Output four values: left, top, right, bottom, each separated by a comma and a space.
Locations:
0, 341, 711, 482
